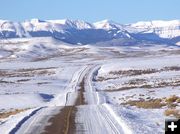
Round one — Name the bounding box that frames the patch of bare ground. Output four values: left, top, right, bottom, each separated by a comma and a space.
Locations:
0, 109, 27, 119
0, 67, 56, 78
104, 78, 180, 92
100, 69, 158, 81
109, 69, 158, 76
162, 66, 180, 71
124, 78, 180, 88
96, 66, 180, 82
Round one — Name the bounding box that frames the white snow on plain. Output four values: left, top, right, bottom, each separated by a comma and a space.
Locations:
0, 37, 179, 134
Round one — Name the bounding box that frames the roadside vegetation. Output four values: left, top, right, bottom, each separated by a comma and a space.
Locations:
0, 109, 28, 119
121, 95, 180, 118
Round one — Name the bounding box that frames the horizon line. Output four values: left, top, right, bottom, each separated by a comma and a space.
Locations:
0, 18, 179, 24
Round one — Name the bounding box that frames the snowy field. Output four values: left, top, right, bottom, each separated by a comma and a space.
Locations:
0, 37, 179, 134
94, 55, 180, 133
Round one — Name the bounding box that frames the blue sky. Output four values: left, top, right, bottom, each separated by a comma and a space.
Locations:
0, 0, 179, 23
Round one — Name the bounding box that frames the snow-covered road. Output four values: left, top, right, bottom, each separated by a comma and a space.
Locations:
10, 64, 132, 134
75, 104, 132, 134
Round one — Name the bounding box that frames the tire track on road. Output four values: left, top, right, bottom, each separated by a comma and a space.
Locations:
42, 66, 90, 134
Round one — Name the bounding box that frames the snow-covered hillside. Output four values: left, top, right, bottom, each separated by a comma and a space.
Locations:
0, 19, 180, 45
127, 20, 180, 38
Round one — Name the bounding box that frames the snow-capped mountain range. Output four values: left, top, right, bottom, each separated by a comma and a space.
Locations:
0, 19, 179, 45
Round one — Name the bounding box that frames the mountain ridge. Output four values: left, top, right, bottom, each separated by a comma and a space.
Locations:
0, 19, 179, 45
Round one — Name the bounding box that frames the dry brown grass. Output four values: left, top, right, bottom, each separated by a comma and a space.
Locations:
0, 109, 26, 119
165, 95, 179, 103
176, 98, 180, 103
164, 109, 180, 118
122, 95, 180, 109
122, 99, 166, 109
164, 95, 180, 108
